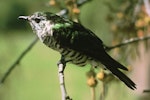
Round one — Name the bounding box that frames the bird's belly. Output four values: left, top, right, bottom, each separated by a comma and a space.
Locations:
42, 36, 99, 67
58, 48, 94, 67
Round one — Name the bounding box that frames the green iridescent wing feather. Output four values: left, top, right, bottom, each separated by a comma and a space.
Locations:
52, 21, 104, 57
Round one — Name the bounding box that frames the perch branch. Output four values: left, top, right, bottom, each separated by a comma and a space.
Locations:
57, 56, 72, 100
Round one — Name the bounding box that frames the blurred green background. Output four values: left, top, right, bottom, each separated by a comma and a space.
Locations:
0, 0, 144, 100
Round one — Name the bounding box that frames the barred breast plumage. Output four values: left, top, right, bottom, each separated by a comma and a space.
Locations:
43, 35, 93, 67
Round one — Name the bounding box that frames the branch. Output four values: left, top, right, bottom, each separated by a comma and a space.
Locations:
57, 56, 72, 100
105, 35, 150, 51
0, 37, 38, 84
143, 89, 150, 93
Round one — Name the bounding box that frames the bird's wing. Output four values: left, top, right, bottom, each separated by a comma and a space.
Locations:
52, 21, 127, 71
52, 21, 136, 89
52, 22, 104, 58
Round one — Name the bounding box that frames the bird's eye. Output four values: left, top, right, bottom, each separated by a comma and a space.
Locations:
34, 18, 41, 23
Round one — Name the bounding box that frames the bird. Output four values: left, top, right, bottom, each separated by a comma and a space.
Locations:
19, 12, 136, 90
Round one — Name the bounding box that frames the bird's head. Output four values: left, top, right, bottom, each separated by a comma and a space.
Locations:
19, 12, 56, 33
19, 12, 66, 42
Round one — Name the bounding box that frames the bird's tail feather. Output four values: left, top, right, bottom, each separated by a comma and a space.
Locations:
108, 67, 136, 90
100, 52, 136, 90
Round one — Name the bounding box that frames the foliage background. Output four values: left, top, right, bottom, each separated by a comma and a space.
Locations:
0, 0, 149, 100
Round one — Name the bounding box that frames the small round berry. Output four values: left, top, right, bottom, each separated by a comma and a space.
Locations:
97, 71, 105, 81
87, 77, 98, 87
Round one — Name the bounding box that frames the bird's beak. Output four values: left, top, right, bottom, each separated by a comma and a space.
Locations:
18, 16, 29, 21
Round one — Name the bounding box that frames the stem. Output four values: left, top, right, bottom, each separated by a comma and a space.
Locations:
91, 87, 96, 100
100, 82, 105, 100
57, 57, 72, 100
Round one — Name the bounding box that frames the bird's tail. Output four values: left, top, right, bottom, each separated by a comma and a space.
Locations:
100, 52, 136, 90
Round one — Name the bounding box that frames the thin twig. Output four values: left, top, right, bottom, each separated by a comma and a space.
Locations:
105, 35, 150, 51
143, 89, 150, 93
100, 82, 105, 100
0, 37, 38, 84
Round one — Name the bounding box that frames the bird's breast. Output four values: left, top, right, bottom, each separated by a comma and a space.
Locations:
42, 35, 100, 67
